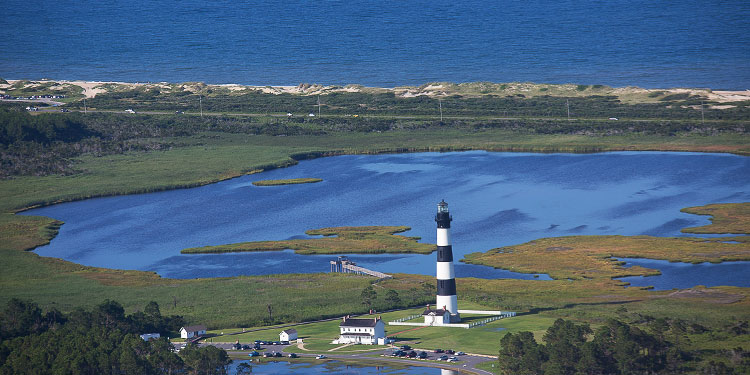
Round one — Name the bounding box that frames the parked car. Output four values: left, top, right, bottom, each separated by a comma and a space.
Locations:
418, 351, 428, 359
281, 341, 290, 345
274, 352, 282, 357
434, 349, 444, 353
253, 343, 261, 350
456, 351, 465, 356
248, 351, 260, 357
254, 340, 261, 344
407, 350, 417, 358
447, 357, 458, 363
445, 349, 455, 355
391, 350, 403, 357
316, 354, 327, 359
232, 343, 242, 350
263, 352, 272, 358
242, 344, 250, 350
288, 353, 298, 358
400, 345, 411, 350
437, 355, 449, 361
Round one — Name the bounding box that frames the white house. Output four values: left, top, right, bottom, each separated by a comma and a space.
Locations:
139, 333, 160, 341
280, 328, 297, 342
335, 316, 385, 345
180, 325, 207, 339
423, 306, 451, 326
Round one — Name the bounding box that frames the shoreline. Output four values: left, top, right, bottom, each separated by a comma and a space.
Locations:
3, 78, 750, 103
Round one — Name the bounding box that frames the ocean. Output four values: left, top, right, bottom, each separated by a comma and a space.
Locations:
2, 0, 749, 89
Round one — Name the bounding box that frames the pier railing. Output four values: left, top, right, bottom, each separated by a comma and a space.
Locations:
330, 257, 392, 279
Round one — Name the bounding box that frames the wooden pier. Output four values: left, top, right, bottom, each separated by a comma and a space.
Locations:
330, 256, 392, 279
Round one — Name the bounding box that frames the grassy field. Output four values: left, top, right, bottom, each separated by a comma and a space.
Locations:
252, 177, 323, 186
182, 226, 436, 255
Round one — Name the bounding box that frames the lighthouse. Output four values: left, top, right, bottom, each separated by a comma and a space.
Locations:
435, 200, 460, 323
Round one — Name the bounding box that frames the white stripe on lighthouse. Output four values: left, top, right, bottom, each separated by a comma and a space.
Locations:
437, 228, 450, 246
436, 295, 458, 313
436, 262, 455, 279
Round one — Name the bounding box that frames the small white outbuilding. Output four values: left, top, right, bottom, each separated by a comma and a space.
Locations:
280, 328, 298, 341
180, 325, 207, 339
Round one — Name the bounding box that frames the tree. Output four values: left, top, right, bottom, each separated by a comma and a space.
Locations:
385, 289, 401, 307
361, 286, 377, 309
181, 345, 231, 375
498, 331, 545, 375
0, 298, 43, 339
542, 318, 591, 375
235, 362, 253, 375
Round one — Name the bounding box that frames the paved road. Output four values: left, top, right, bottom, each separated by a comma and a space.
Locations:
188, 341, 496, 375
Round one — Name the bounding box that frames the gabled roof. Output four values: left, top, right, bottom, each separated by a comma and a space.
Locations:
340, 318, 379, 327
422, 308, 448, 316
181, 325, 207, 332
281, 328, 297, 334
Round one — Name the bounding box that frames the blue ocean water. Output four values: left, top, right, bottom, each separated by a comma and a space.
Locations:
2, 0, 748, 89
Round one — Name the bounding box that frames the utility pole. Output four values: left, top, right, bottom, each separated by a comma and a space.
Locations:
318, 95, 321, 117
566, 99, 570, 121
701, 101, 705, 125
439, 99, 443, 121
199, 95, 203, 117
83, 98, 87, 114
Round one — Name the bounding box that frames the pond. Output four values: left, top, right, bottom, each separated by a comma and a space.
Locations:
615, 258, 750, 290
229, 360, 464, 375
21, 151, 750, 284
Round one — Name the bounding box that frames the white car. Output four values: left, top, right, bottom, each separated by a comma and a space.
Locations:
316, 354, 327, 359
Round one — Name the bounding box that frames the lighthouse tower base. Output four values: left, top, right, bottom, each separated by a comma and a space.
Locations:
436, 295, 461, 323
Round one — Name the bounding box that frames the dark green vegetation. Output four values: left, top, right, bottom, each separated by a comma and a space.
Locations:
251, 177, 322, 186
69, 84, 750, 121
0, 298, 232, 375
497, 318, 750, 375
182, 226, 436, 255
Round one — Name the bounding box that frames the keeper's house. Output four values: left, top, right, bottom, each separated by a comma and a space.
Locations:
422, 305, 451, 326
335, 316, 385, 345
180, 325, 207, 339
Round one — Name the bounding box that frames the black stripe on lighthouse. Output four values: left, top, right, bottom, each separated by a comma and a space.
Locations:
437, 279, 457, 296
437, 245, 453, 262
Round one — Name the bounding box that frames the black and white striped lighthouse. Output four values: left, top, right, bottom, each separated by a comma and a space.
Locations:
435, 200, 460, 322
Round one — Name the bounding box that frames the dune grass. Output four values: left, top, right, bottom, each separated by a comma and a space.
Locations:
252, 178, 323, 186
182, 226, 436, 255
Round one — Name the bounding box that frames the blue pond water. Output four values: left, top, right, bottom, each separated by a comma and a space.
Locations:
2, 0, 749, 89
229, 360, 458, 375
616, 258, 750, 290
21, 151, 750, 286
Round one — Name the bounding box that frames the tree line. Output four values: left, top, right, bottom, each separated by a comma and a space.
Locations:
498, 318, 749, 375
0, 298, 233, 375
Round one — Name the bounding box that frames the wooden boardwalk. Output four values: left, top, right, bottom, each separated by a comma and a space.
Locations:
330, 256, 392, 279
